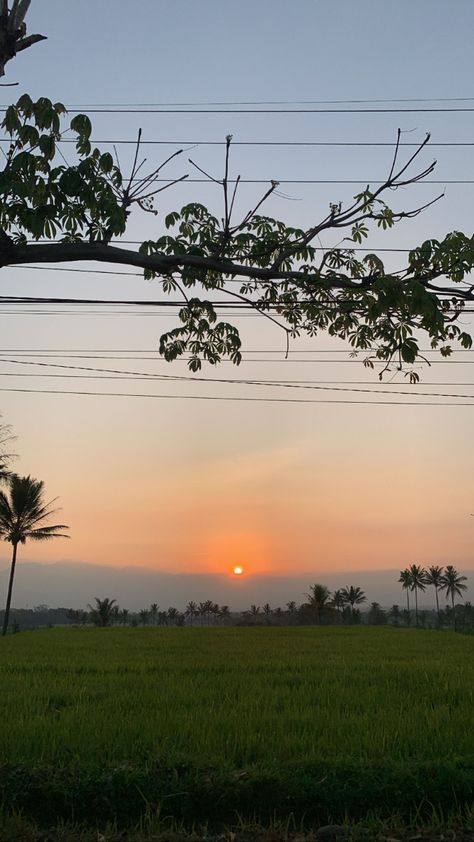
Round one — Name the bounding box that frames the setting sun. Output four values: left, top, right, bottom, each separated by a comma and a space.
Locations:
233, 566, 244, 576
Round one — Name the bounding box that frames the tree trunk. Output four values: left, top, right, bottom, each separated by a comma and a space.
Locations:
414, 587, 419, 627
452, 591, 456, 632
2, 541, 18, 636
435, 585, 440, 627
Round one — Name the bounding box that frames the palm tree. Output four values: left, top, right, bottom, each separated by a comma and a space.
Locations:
441, 565, 468, 630
149, 603, 159, 625
0, 475, 69, 636
88, 597, 117, 627
167, 606, 179, 625
407, 564, 428, 627
425, 565, 444, 626
185, 600, 198, 626
398, 569, 413, 621
331, 589, 346, 613
305, 584, 331, 624
139, 608, 150, 625
340, 585, 366, 622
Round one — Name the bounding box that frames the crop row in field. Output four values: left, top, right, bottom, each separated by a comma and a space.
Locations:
0, 626, 473, 830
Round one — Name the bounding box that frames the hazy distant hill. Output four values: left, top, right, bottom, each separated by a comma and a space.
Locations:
0, 560, 471, 612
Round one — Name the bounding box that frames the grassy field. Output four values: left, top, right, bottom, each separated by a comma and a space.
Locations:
0, 626, 473, 834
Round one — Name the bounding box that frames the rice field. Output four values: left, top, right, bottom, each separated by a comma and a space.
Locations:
0, 625, 473, 830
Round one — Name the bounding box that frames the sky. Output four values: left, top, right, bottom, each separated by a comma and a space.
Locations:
0, 1, 474, 610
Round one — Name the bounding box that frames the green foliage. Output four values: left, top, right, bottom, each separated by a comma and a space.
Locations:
1, 96, 474, 371
0, 95, 125, 243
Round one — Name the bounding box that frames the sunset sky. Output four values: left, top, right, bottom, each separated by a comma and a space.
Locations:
0, 1, 474, 609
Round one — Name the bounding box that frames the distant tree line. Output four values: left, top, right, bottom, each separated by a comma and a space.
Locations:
5, 566, 470, 635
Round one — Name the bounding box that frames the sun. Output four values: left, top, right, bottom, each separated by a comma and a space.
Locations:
233, 566, 244, 576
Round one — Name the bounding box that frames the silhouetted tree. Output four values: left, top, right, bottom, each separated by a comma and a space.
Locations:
398, 569, 413, 622
0, 475, 69, 636
167, 606, 179, 625
341, 585, 366, 623
331, 589, 346, 613
149, 603, 159, 625
262, 602, 272, 624
441, 565, 468, 630
426, 565, 444, 626
88, 597, 117, 627
305, 584, 331, 624
407, 564, 428, 627
219, 605, 230, 624
367, 602, 387, 625
389, 604, 401, 626
185, 600, 198, 626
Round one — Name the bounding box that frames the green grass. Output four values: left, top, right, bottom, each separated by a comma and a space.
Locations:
0, 626, 473, 832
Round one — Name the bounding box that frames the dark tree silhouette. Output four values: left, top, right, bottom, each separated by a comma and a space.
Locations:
426, 565, 444, 626
185, 600, 198, 626
0, 475, 69, 636
340, 585, 366, 622
398, 569, 413, 620
305, 584, 331, 624
88, 597, 117, 627
441, 565, 468, 630
407, 564, 428, 627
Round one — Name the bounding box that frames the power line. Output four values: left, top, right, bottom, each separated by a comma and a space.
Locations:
3, 371, 474, 388
0, 352, 472, 365
2, 356, 474, 400
2, 107, 473, 114
3, 138, 474, 148
52, 97, 474, 106
0, 385, 471, 406
0, 172, 460, 185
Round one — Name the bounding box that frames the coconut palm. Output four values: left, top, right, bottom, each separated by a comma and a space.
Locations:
425, 565, 444, 626
149, 603, 159, 625
407, 564, 428, 627
441, 565, 468, 630
305, 584, 331, 624
398, 569, 413, 621
88, 597, 117, 627
139, 608, 150, 625
331, 589, 346, 613
0, 475, 69, 636
340, 585, 366, 622
185, 600, 198, 626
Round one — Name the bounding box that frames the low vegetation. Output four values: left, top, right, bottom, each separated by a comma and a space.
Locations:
0, 626, 473, 836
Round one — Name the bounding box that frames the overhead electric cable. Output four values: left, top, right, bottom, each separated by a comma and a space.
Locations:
0, 385, 472, 406
2, 356, 474, 399
2, 138, 474, 147
1, 106, 474, 114
53, 97, 474, 106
